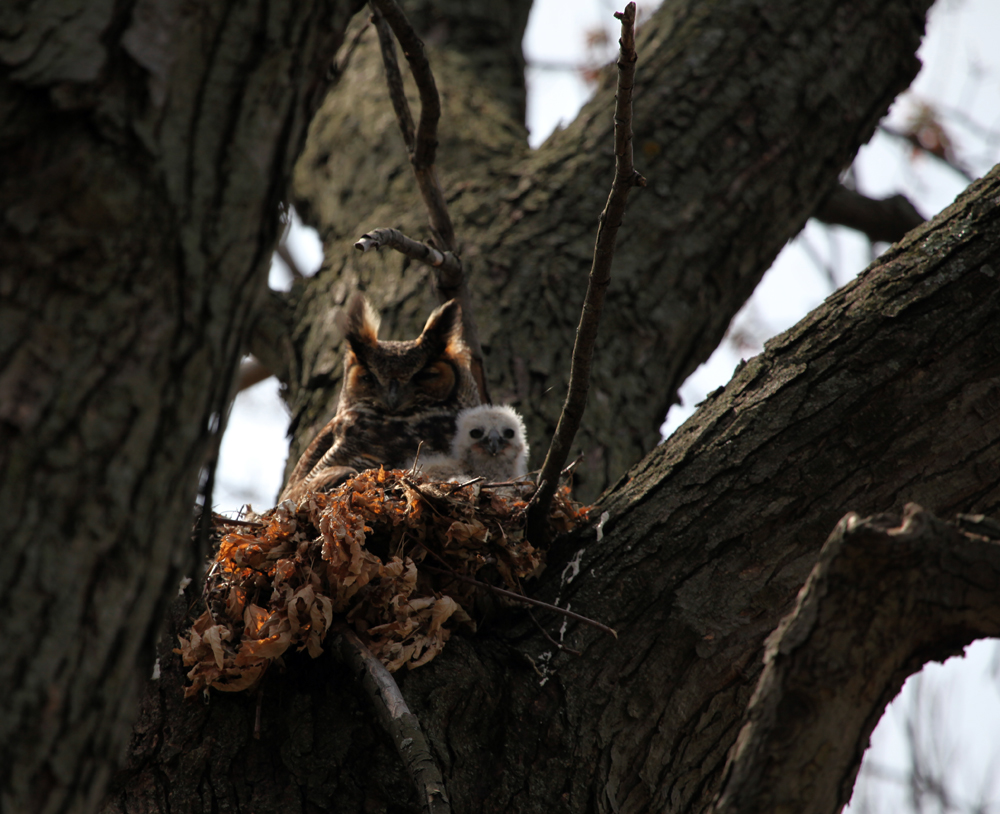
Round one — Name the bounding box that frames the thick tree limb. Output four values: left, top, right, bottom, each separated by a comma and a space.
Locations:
713, 504, 1000, 814
336, 629, 451, 814
814, 184, 924, 243
527, 2, 645, 541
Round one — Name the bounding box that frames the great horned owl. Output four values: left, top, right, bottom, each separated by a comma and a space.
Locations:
280, 294, 481, 502
419, 404, 529, 484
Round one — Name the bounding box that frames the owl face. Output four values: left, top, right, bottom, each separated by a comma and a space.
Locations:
452, 404, 529, 481
339, 296, 470, 416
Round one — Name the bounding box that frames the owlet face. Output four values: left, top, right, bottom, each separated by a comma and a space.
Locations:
452, 404, 529, 480
339, 296, 472, 416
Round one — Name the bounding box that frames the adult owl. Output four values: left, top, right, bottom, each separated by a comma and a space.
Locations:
419, 404, 529, 484
280, 294, 481, 502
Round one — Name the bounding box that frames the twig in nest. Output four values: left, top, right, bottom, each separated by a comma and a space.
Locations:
409, 440, 426, 473
365, 0, 490, 404
336, 627, 452, 814
423, 566, 618, 639
527, 608, 583, 657
527, 2, 645, 543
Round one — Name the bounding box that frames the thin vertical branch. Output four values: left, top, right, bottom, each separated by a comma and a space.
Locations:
370, 7, 415, 152
368, 0, 453, 250
526, 3, 646, 542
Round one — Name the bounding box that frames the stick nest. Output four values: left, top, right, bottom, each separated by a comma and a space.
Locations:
177, 468, 589, 697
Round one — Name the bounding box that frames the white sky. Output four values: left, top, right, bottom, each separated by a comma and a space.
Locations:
216, 2, 1000, 807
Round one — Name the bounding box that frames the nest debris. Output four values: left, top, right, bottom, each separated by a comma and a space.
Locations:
177, 467, 590, 697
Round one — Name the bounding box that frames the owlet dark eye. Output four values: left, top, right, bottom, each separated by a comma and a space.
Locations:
470, 428, 484, 439
503, 428, 515, 439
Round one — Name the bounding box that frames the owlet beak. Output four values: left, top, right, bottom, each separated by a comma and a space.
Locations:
486, 428, 504, 455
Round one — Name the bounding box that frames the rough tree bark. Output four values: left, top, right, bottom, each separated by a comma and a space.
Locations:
0, 1, 362, 811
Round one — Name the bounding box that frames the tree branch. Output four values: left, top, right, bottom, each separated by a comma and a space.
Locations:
814, 184, 924, 244
527, 2, 645, 541
355, 227, 462, 281
713, 504, 1000, 814
367, 0, 452, 250
246, 289, 297, 387
236, 356, 272, 392
370, 6, 415, 153
880, 124, 976, 182
336, 628, 451, 814
366, 0, 489, 404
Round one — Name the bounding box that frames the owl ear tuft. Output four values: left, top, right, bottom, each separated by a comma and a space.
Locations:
337, 294, 381, 349
420, 299, 470, 363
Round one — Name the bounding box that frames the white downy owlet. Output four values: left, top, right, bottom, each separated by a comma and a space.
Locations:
419, 404, 529, 483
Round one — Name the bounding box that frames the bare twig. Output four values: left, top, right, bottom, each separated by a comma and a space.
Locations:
364, 0, 490, 404
368, 0, 451, 247
527, 3, 645, 542
422, 566, 618, 638
329, 15, 372, 80
336, 628, 451, 814
354, 227, 462, 278
879, 124, 976, 182
275, 242, 305, 280
814, 184, 924, 244
527, 608, 583, 656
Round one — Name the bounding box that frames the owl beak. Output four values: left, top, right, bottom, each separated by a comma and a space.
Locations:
486, 428, 504, 455
386, 380, 401, 411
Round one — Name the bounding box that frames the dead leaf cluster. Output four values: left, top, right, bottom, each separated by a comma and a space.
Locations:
177, 468, 589, 696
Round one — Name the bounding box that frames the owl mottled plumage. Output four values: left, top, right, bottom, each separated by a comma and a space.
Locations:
418, 404, 529, 484
280, 295, 481, 502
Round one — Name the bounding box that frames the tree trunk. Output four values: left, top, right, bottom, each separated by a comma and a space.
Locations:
0, 1, 360, 811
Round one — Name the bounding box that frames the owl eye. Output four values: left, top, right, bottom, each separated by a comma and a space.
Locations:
503, 428, 515, 439
415, 366, 441, 382
470, 428, 484, 439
